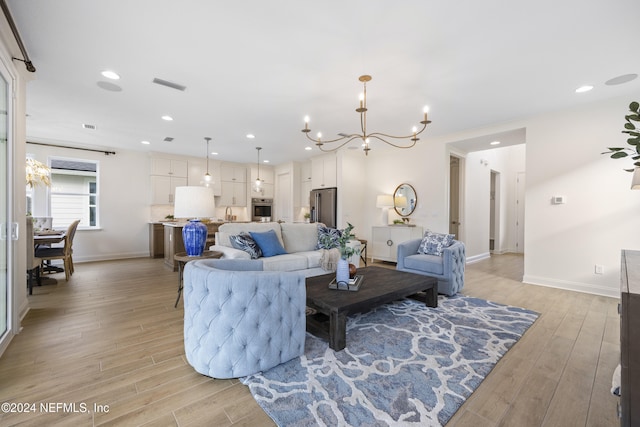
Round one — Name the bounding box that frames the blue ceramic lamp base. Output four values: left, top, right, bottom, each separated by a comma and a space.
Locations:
182, 219, 208, 256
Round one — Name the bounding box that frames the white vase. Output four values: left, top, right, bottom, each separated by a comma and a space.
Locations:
336, 258, 350, 285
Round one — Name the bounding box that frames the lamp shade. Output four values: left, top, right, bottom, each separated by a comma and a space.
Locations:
376, 194, 394, 208
173, 186, 216, 219
632, 168, 640, 190
173, 186, 216, 256
394, 195, 408, 208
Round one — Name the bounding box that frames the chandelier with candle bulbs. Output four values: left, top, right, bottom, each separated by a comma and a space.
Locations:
301, 75, 431, 155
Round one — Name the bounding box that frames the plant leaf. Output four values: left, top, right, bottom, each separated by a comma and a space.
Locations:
630, 101, 639, 112
611, 152, 629, 158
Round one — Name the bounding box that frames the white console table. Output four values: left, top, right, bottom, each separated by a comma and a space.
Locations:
370, 225, 423, 263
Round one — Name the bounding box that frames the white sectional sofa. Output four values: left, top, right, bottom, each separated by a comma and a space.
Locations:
209, 222, 331, 277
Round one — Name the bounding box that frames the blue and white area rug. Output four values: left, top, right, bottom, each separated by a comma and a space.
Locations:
242, 296, 538, 427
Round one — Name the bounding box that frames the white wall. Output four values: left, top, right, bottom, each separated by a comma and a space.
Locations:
27, 144, 151, 262
337, 150, 367, 234
523, 94, 640, 297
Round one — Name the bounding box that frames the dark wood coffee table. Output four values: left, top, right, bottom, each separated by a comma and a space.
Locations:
305, 266, 438, 351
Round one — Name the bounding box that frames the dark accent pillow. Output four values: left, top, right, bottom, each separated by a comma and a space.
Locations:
229, 233, 262, 259
316, 224, 342, 249
249, 229, 287, 257
418, 230, 455, 256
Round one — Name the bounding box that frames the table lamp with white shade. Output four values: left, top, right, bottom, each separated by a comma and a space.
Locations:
376, 194, 394, 225
173, 186, 216, 256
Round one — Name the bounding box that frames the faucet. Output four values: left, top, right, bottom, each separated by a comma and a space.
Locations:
225, 206, 233, 221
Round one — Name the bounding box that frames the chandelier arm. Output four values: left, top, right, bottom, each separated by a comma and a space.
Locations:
367, 122, 428, 140
315, 136, 363, 152
304, 132, 351, 144
368, 134, 419, 149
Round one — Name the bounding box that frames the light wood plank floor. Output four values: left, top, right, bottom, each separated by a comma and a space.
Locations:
0, 254, 620, 426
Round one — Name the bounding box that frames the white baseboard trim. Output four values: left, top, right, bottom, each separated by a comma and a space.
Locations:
466, 252, 491, 264
522, 275, 619, 298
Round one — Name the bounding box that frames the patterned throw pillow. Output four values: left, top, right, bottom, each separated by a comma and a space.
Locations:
229, 233, 262, 259
316, 224, 342, 249
418, 230, 455, 256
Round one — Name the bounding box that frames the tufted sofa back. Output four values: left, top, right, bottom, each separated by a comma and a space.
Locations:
183, 259, 307, 378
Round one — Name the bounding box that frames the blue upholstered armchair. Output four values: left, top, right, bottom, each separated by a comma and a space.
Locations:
396, 239, 466, 296
183, 259, 307, 379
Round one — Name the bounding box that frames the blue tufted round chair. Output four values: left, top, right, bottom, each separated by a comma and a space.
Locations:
183, 259, 307, 379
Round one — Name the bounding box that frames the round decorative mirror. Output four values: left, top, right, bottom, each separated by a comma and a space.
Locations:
394, 183, 417, 217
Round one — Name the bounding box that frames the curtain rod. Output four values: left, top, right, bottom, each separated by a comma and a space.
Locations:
27, 141, 116, 156
0, 0, 36, 72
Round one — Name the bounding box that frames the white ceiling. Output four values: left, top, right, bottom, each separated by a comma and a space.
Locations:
7, 0, 640, 164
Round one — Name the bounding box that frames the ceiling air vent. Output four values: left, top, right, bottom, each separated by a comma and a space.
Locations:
82, 123, 96, 130
152, 78, 187, 92
163, 137, 174, 142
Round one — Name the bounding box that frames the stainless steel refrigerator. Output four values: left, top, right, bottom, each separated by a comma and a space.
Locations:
310, 187, 337, 228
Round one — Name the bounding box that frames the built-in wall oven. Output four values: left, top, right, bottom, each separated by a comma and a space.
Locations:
251, 198, 273, 221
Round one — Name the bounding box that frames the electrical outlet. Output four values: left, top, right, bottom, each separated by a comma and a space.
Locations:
595, 265, 604, 274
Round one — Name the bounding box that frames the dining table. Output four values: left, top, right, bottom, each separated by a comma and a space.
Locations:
34, 231, 65, 246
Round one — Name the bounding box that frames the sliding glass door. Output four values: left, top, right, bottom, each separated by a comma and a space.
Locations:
0, 67, 8, 342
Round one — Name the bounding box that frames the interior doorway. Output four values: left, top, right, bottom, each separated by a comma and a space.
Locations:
515, 172, 526, 253
449, 155, 463, 239
490, 170, 500, 252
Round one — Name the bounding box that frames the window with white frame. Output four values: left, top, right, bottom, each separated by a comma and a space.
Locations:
49, 158, 99, 229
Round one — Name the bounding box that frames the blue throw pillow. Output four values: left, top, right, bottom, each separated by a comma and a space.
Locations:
249, 229, 287, 257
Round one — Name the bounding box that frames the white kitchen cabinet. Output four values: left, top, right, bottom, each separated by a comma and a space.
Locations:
250, 164, 275, 198
311, 154, 337, 189
300, 180, 312, 208
219, 181, 247, 207
151, 157, 188, 177
300, 161, 312, 182
219, 163, 247, 206
220, 164, 247, 183
187, 159, 221, 195
150, 175, 187, 205
371, 226, 423, 263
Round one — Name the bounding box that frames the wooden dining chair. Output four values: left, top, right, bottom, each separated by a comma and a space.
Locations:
26, 218, 42, 294
35, 219, 80, 281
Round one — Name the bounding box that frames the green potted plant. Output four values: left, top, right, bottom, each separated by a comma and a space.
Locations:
321, 222, 361, 285
602, 101, 640, 171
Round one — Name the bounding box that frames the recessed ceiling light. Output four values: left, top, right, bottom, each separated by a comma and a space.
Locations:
161, 115, 173, 121
101, 70, 120, 80
263, 160, 270, 163
141, 140, 150, 145
490, 141, 501, 146
211, 152, 218, 156
605, 74, 638, 86
305, 146, 312, 151
575, 85, 594, 93
246, 134, 255, 139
